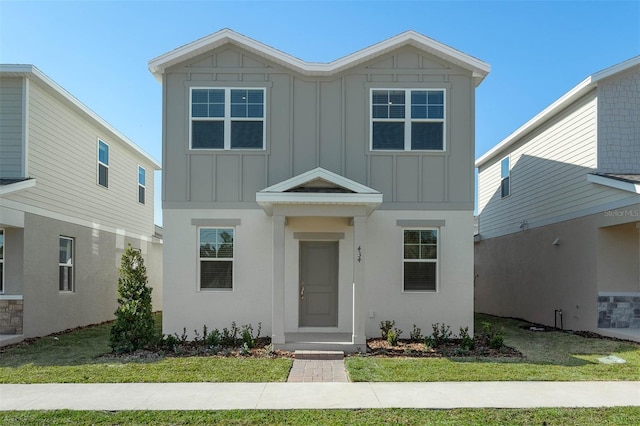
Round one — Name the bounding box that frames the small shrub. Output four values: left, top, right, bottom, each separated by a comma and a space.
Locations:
387, 327, 402, 346
221, 322, 240, 347
424, 336, 435, 349
459, 326, 475, 350
240, 322, 261, 349
240, 342, 251, 355
409, 324, 423, 341
205, 329, 221, 347
490, 332, 504, 349
380, 320, 395, 340
174, 328, 189, 344
264, 343, 275, 357
479, 321, 505, 349
431, 323, 452, 346
387, 329, 398, 346
160, 334, 179, 351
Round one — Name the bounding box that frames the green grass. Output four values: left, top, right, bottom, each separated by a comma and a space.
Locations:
0, 314, 291, 384
346, 314, 640, 382
1, 407, 639, 425
2, 313, 639, 384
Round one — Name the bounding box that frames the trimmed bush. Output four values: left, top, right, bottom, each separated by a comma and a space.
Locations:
110, 245, 156, 353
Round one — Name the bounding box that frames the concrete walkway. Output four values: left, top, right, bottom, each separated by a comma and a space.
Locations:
1, 382, 638, 410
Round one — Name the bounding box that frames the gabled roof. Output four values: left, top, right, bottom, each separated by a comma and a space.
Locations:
0, 178, 36, 196
256, 167, 382, 215
476, 55, 640, 168
0, 64, 161, 170
587, 173, 640, 194
149, 28, 490, 85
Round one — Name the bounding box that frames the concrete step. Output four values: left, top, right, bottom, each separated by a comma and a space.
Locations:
294, 350, 344, 360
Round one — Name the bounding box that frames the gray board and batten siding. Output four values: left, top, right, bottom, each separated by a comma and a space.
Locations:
162, 45, 479, 211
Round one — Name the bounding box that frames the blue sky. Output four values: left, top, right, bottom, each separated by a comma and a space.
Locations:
2, 0, 639, 224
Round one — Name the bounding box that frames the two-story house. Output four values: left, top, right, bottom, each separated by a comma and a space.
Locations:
149, 29, 489, 351
0, 65, 162, 345
475, 57, 640, 342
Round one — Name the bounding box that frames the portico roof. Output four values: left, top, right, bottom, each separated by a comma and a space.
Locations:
256, 167, 383, 216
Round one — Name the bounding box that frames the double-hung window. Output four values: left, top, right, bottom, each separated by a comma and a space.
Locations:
138, 166, 146, 204
403, 229, 438, 291
371, 89, 445, 151
199, 228, 234, 290
59, 236, 74, 292
97, 140, 109, 187
191, 88, 265, 150
501, 157, 510, 198
0, 229, 4, 293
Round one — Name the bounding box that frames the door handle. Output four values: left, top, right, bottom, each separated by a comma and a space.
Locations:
300, 283, 304, 300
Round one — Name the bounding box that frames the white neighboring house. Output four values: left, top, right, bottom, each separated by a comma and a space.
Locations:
475, 56, 640, 342
150, 29, 490, 351
0, 65, 162, 345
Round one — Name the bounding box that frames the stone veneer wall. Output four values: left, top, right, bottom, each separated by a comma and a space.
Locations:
598, 293, 640, 329
0, 299, 24, 334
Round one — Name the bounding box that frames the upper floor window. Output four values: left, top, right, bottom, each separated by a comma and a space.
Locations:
501, 157, 510, 198
190, 88, 265, 150
138, 166, 146, 204
0, 229, 4, 293
59, 236, 74, 292
199, 227, 234, 290
97, 140, 109, 188
403, 229, 438, 292
371, 89, 445, 151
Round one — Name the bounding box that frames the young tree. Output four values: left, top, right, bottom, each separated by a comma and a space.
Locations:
110, 245, 156, 353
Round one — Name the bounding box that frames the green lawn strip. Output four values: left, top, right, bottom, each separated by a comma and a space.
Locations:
0, 313, 292, 384
1, 408, 638, 425
346, 314, 640, 382
0, 357, 292, 383
346, 355, 639, 382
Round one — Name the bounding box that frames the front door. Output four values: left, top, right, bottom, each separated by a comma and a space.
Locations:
299, 241, 338, 327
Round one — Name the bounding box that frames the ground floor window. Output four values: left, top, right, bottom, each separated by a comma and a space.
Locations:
403, 229, 438, 291
199, 227, 234, 290
59, 236, 74, 292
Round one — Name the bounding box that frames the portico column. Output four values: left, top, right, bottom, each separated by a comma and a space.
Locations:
352, 215, 366, 345
271, 215, 286, 345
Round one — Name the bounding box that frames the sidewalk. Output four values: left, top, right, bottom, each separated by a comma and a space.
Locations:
1, 382, 638, 410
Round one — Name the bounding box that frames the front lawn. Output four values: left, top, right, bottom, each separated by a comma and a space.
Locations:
0, 314, 291, 384
346, 314, 640, 382
2, 313, 638, 384
1, 407, 639, 425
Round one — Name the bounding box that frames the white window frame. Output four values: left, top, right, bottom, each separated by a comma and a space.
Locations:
59, 236, 74, 292
402, 228, 439, 292
370, 88, 446, 152
189, 87, 266, 151
137, 165, 146, 205
97, 139, 109, 188
0, 229, 4, 294
198, 227, 235, 291
501, 156, 510, 198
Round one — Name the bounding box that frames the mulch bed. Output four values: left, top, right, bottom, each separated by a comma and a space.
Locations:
362, 338, 523, 358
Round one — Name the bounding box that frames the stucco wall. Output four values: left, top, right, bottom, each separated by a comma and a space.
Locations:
163, 207, 474, 339
20, 213, 161, 338
475, 203, 640, 334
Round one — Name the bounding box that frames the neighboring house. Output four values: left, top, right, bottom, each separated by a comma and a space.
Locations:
475, 57, 640, 342
0, 65, 162, 345
149, 29, 489, 351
